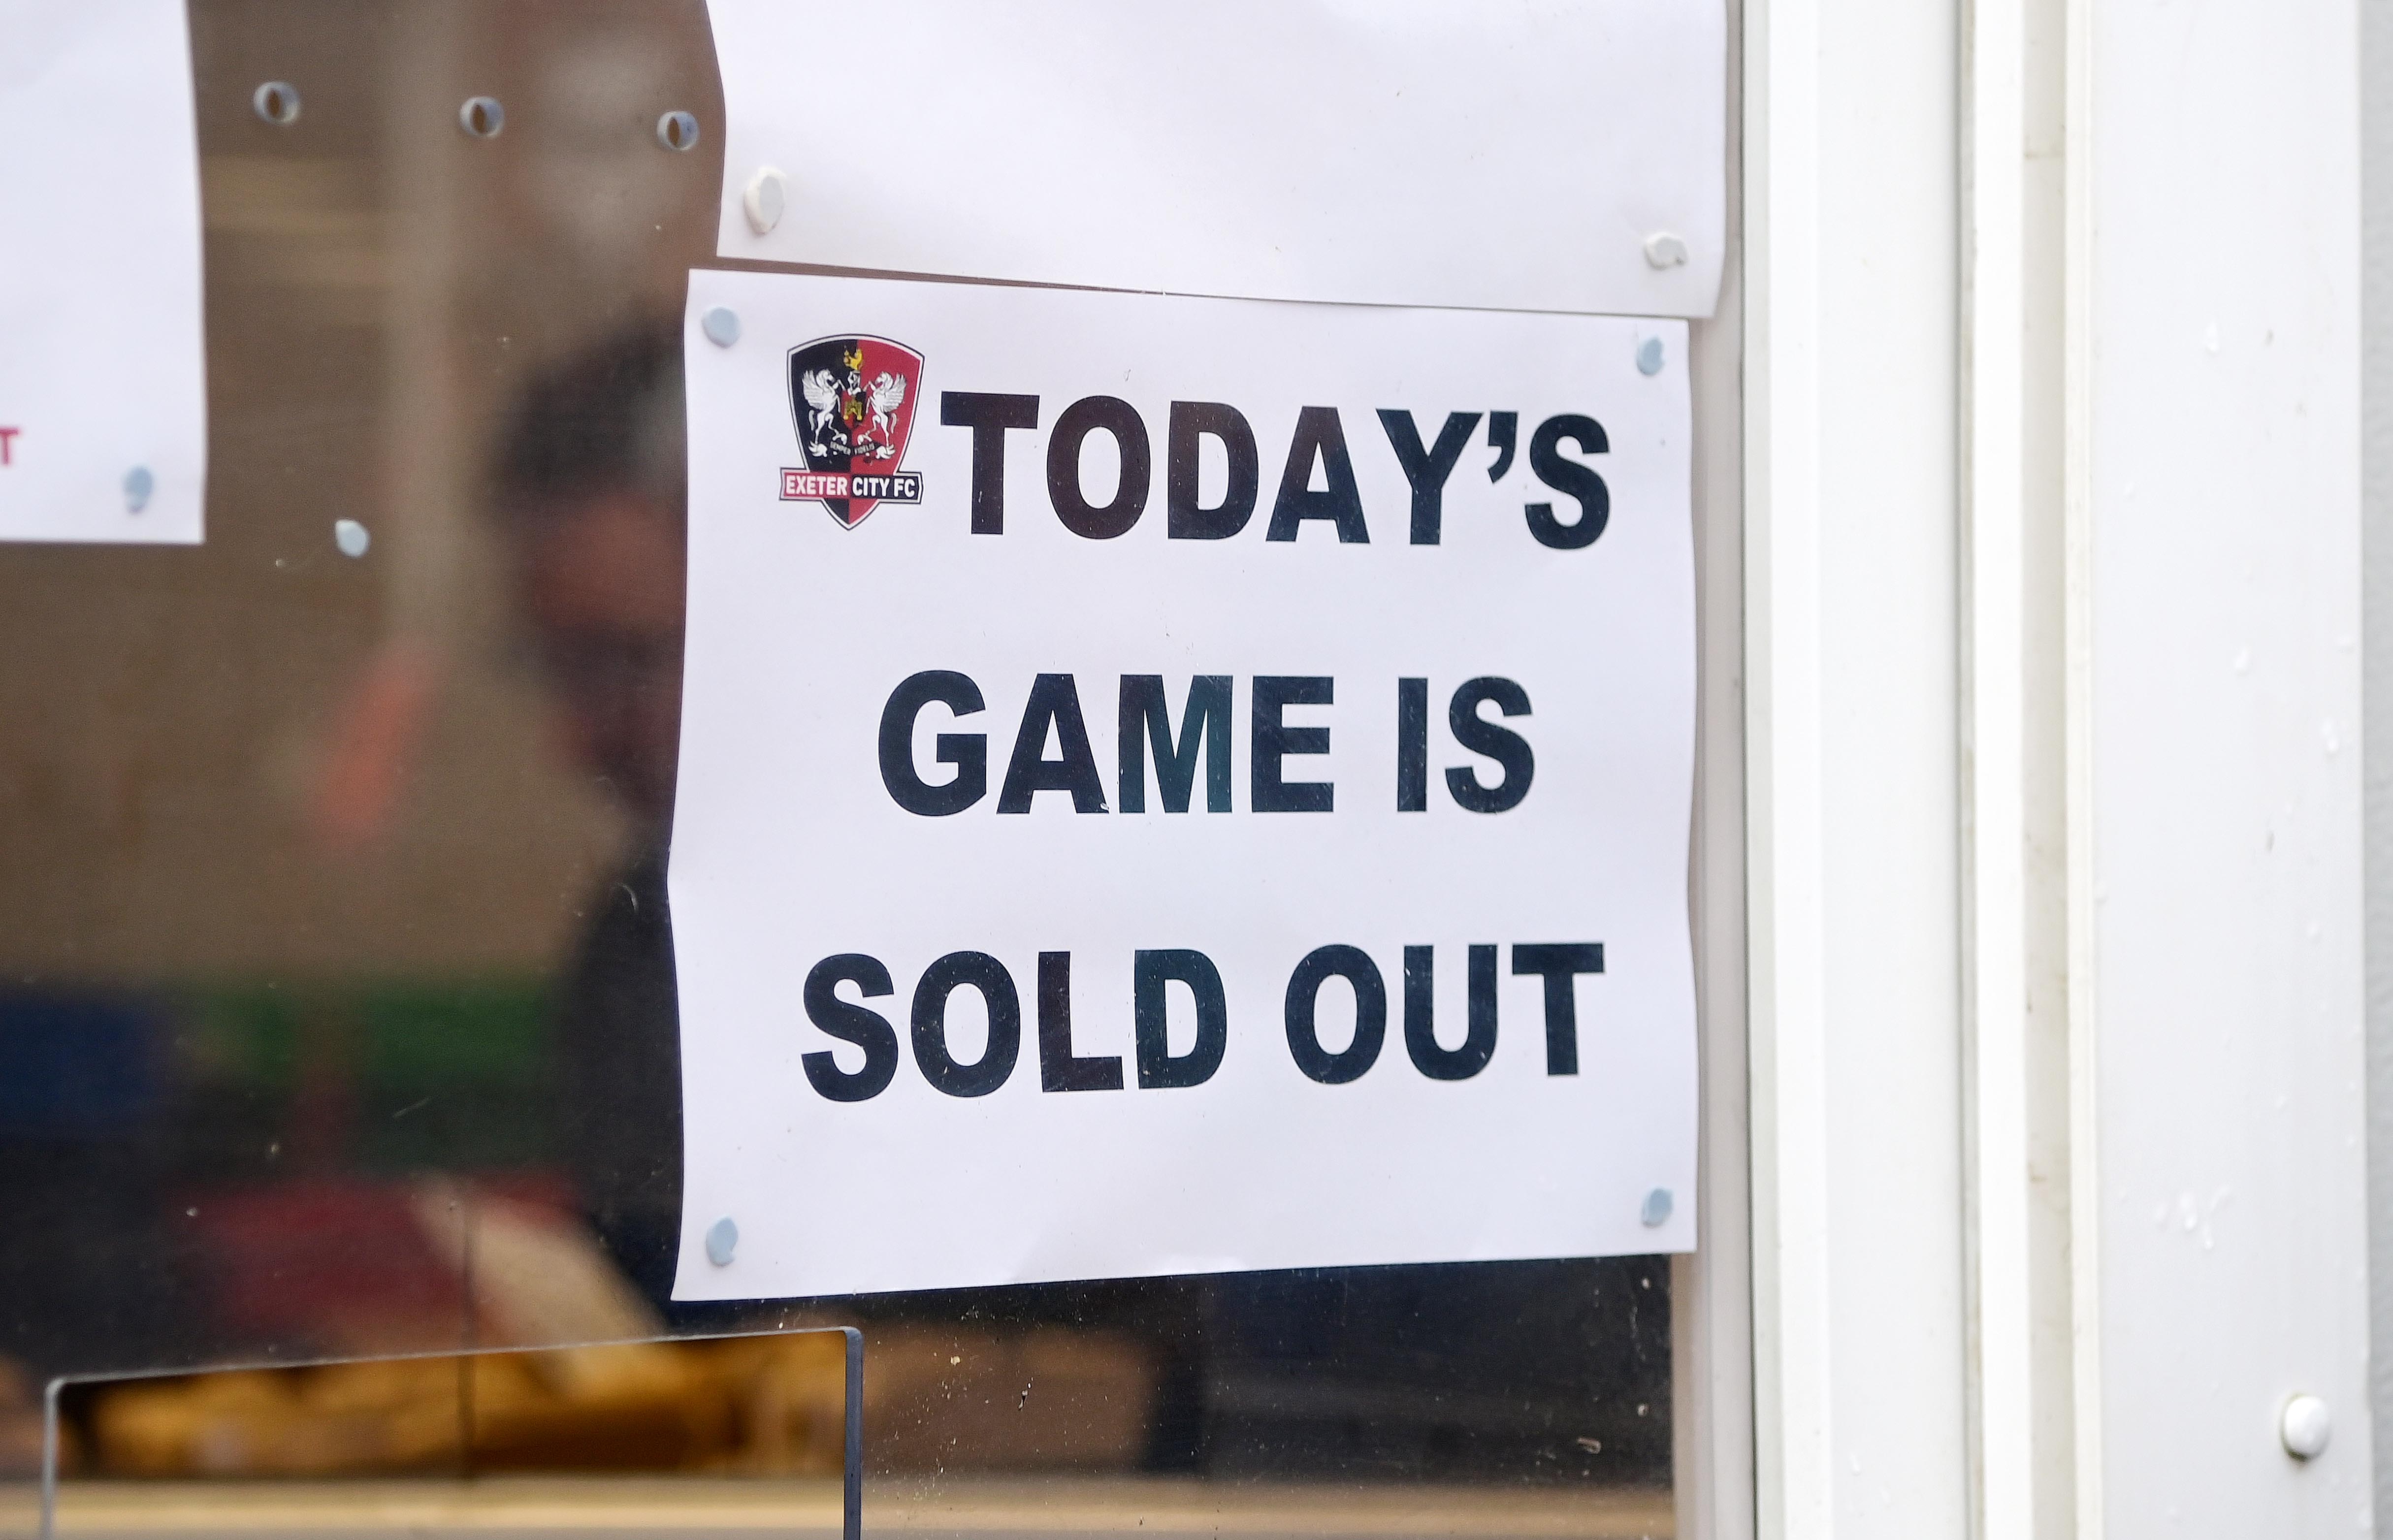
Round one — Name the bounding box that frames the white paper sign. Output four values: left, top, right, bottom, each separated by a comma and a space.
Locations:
0, 0, 207, 545
672, 269, 1696, 1301
707, 0, 1724, 320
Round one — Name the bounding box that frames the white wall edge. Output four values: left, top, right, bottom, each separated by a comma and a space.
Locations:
1742, 0, 1834, 1530
1960, 0, 2037, 1520
2060, 0, 2105, 1532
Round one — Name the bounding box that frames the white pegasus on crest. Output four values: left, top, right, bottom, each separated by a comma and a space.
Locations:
799, 367, 842, 449
866, 370, 908, 450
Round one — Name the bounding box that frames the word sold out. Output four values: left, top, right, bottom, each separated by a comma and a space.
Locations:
798, 942, 1608, 1103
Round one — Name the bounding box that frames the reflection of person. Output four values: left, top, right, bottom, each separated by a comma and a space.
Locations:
489, 326, 692, 1310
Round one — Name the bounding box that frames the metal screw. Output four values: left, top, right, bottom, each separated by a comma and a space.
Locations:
252, 82, 301, 127
333, 518, 370, 558
2280, 1394, 2331, 1460
123, 467, 154, 514
657, 110, 701, 152
458, 96, 504, 138
1636, 337, 1665, 376
1640, 1188, 1674, 1227
744, 166, 788, 235
705, 1216, 740, 1266
1643, 231, 1690, 270
700, 306, 741, 348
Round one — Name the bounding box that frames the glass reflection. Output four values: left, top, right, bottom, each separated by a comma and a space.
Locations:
0, 0, 1676, 1522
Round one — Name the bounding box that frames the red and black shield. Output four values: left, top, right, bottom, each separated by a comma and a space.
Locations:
784, 335, 926, 528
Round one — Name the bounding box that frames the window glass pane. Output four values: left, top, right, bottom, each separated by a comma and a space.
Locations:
0, 3, 1684, 1531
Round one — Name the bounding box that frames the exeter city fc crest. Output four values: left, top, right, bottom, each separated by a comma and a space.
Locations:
782, 335, 926, 528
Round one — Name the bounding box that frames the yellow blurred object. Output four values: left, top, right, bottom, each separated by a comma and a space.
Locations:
78, 1322, 1153, 1479
94, 1368, 388, 1477
693, 1330, 851, 1475
469, 1345, 731, 1471
87, 1343, 740, 1478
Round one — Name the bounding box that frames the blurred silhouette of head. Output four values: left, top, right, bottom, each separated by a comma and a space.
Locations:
490, 326, 686, 835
